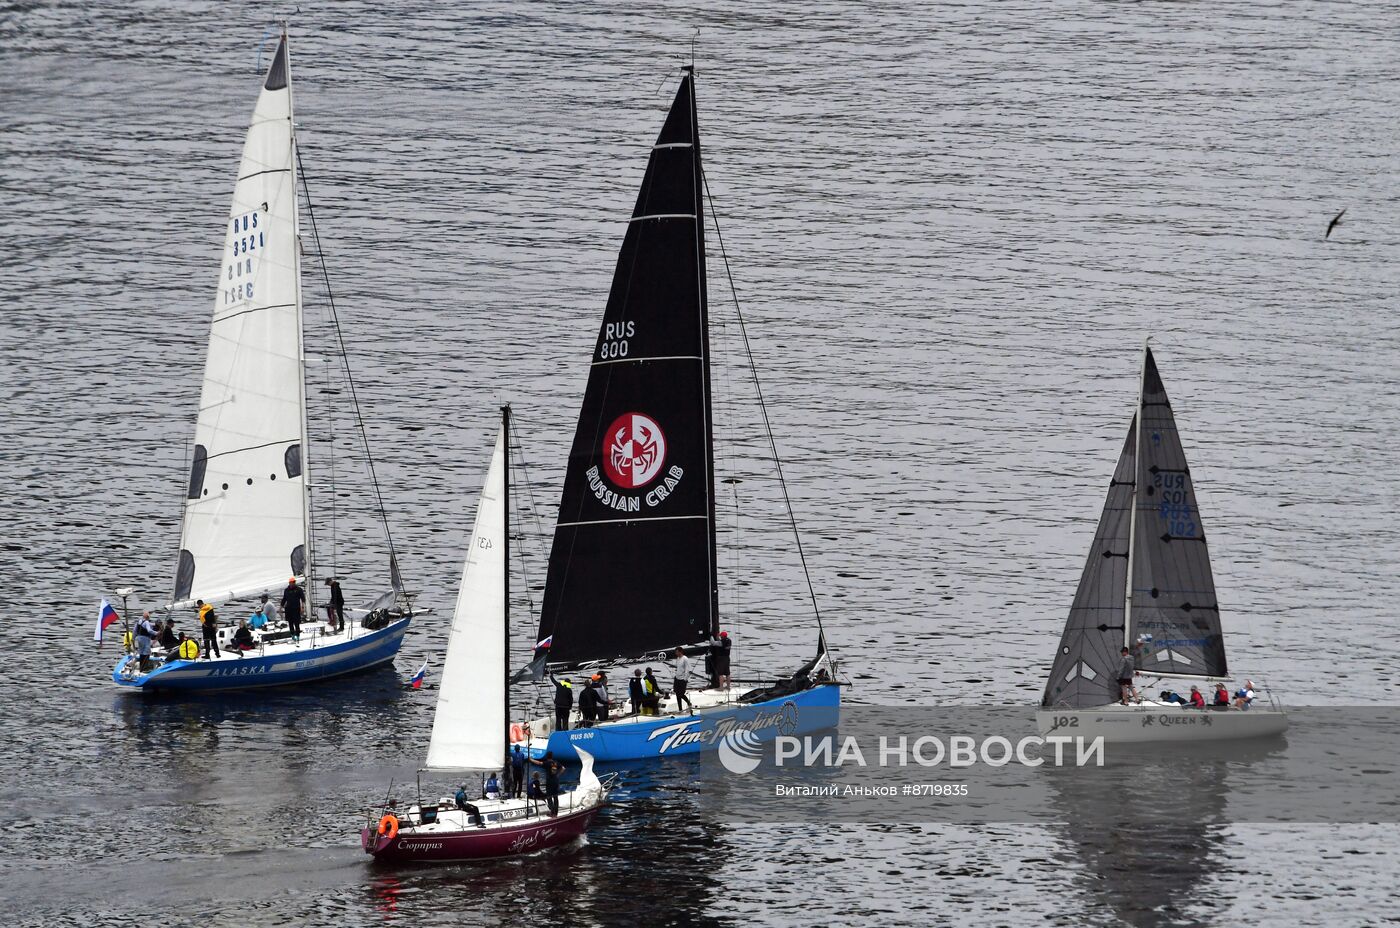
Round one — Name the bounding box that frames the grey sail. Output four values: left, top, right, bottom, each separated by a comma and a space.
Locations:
1043, 419, 1137, 708
1127, 348, 1228, 678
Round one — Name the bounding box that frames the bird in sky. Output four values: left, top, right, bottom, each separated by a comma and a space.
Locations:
1325, 208, 1346, 239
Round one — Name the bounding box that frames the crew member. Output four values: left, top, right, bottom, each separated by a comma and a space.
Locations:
1116, 646, 1136, 705
551, 674, 573, 732
454, 784, 482, 825
232, 620, 256, 652
541, 753, 561, 816
714, 631, 732, 689
509, 745, 526, 798
199, 602, 221, 659
325, 577, 346, 633
281, 577, 305, 640
629, 669, 644, 715
134, 612, 157, 671
673, 647, 694, 712
642, 667, 661, 715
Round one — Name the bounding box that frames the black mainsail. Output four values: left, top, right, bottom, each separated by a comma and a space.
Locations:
1127, 348, 1227, 679
537, 71, 718, 667
1043, 346, 1227, 709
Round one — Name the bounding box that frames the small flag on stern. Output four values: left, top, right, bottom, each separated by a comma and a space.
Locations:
94, 599, 121, 644
408, 660, 428, 689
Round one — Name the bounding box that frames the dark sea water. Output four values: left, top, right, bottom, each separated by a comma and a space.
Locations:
3, 1, 1400, 925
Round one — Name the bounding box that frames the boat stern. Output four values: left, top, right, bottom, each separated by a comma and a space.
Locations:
112, 655, 195, 689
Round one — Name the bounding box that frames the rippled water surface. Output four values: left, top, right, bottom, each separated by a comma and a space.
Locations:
4, 1, 1400, 925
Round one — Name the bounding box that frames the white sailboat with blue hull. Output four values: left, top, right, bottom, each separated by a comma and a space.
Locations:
515, 68, 841, 763
111, 30, 414, 692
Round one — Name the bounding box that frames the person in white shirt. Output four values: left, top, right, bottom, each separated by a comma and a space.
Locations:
673, 647, 694, 712
1233, 680, 1257, 710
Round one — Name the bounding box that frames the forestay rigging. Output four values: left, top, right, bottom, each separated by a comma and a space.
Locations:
174, 36, 309, 607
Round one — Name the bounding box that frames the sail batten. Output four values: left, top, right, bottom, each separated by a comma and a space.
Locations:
172, 34, 309, 606
426, 427, 507, 772
537, 73, 718, 666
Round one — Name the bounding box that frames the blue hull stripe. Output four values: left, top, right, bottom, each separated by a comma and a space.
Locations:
112, 619, 412, 692
529, 684, 841, 763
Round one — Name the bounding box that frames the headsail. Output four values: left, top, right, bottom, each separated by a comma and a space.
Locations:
1127, 348, 1227, 678
536, 72, 718, 666
1043, 419, 1137, 708
425, 426, 507, 771
174, 35, 309, 607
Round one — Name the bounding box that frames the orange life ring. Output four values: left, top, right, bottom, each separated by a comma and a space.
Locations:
510, 723, 525, 743
377, 814, 399, 840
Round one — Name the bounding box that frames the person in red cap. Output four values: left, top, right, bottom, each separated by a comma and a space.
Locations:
280, 576, 305, 641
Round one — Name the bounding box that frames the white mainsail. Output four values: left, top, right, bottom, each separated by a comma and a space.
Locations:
174, 36, 309, 607
425, 426, 507, 771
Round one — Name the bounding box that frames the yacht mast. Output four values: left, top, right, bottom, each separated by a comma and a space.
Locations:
1122, 338, 1150, 650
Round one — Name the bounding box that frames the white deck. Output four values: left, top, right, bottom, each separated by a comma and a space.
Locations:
122, 616, 379, 672
395, 786, 602, 835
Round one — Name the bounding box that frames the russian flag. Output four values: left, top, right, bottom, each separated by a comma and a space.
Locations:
535, 635, 552, 650
408, 660, 428, 689
94, 599, 121, 644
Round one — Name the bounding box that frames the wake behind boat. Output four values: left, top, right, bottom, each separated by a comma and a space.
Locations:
362, 409, 612, 863
110, 30, 415, 692
1037, 344, 1286, 742
512, 67, 841, 764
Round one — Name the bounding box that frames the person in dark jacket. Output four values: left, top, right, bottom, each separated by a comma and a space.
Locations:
710, 631, 732, 689
509, 745, 526, 798
232, 620, 256, 653
578, 680, 601, 726
628, 669, 644, 715
1116, 647, 1136, 705
528, 773, 545, 808
325, 577, 346, 632
281, 578, 305, 640
541, 753, 561, 816
551, 675, 574, 732
157, 620, 178, 651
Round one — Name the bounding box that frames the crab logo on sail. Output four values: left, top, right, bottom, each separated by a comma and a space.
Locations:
603, 412, 667, 489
